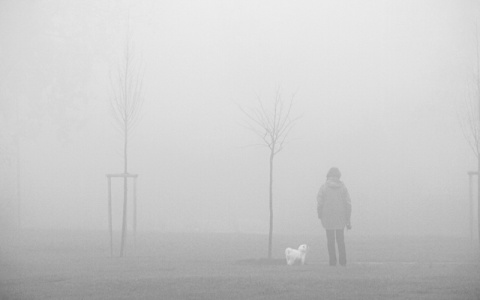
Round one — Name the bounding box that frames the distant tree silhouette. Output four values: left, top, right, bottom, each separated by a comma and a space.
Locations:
240, 88, 300, 259
109, 22, 144, 257
459, 26, 480, 246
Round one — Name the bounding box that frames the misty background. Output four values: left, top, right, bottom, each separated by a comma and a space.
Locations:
0, 0, 478, 237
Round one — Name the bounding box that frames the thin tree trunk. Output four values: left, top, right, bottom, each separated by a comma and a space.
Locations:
120, 125, 128, 256
133, 177, 137, 248
469, 173, 474, 243
119, 38, 130, 257
120, 126, 128, 256
15, 135, 21, 230
120, 54, 129, 256
477, 24, 480, 248
478, 157, 480, 246
15, 100, 21, 230
108, 177, 113, 256
268, 149, 274, 259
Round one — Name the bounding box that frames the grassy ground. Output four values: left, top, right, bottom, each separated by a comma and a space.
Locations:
1, 230, 479, 299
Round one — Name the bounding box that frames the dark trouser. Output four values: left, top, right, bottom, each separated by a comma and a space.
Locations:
326, 229, 346, 266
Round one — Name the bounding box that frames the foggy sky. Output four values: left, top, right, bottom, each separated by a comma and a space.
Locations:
1, 0, 479, 236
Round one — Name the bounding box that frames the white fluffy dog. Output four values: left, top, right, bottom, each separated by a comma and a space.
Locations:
285, 244, 309, 265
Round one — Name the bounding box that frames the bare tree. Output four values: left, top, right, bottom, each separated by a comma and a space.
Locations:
240, 88, 300, 259
109, 25, 144, 257
459, 26, 480, 246
0, 1, 97, 230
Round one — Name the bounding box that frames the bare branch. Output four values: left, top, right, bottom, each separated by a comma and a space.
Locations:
459, 41, 480, 158
239, 88, 299, 157
108, 18, 145, 174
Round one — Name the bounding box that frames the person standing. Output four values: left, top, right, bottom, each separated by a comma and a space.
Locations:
317, 167, 352, 266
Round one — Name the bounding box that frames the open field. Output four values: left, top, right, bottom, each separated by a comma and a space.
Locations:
1, 230, 479, 299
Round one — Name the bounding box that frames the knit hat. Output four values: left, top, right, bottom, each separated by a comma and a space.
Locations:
327, 167, 341, 179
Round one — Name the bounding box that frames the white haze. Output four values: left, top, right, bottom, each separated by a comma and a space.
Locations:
0, 0, 479, 237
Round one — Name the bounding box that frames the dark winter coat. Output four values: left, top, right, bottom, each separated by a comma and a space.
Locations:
316, 178, 352, 230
